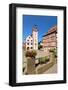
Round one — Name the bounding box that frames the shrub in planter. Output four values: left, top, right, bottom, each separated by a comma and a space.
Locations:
45, 56, 49, 62
49, 48, 57, 58
39, 57, 45, 64
39, 56, 49, 64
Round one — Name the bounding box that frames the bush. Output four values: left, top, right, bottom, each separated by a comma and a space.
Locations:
25, 50, 37, 58
38, 44, 42, 50
49, 48, 57, 58
53, 51, 57, 58
25, 50, 31, 57
45, 56, 49, 61
31, 50, 37, 58
39, 56, 49, 64
49, 48, 55, 52
39, 57, 45, 64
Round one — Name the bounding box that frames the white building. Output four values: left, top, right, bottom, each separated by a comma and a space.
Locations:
26, 26, 38, 50
26, 35, 33, 50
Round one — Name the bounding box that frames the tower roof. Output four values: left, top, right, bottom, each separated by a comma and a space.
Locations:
32, 25, 38, 32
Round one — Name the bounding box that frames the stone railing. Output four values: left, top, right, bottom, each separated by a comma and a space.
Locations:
24, 52, 56, 74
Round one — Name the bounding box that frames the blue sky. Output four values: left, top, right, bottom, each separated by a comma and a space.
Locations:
23, 15, 57, 42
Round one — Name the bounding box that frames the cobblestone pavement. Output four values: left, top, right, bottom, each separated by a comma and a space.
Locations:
43, 63, 57, 74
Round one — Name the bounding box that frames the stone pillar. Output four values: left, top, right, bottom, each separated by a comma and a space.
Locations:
26, 57, 36, 74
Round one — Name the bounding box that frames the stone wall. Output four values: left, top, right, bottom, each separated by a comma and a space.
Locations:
36, 52, 56, 74
36, 61, 54, 74
26, 57, 36, 74
25, 52, 56, 74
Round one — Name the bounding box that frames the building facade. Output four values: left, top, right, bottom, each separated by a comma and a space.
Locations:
26, 35, 33, 50
26, 26, 38, 50
42, 25, 57, 52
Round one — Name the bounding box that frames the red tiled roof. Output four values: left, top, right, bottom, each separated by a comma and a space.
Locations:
48, 25, 57, 34
43, 25, 57, 37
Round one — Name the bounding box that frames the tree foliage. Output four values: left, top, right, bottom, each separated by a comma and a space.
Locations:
25, 50, 37, 58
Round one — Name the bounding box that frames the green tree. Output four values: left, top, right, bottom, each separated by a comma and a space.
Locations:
38, 44, 42, 50
25, 50, 37, 58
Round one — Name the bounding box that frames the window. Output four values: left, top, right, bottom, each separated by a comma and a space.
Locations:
27, 40, 29, 41
27, 43, 29, 45
31, 40, 33, 42
29, 37, 30, 39
31, 43, 33, 45
27, 47, 29, 50
31, 47, 33, 49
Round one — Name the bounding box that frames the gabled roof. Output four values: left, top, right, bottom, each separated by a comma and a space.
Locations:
32, 25, 38, 32
43, 25, 57, 37
26, 35, 33, 40
48, 25, 57, 34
